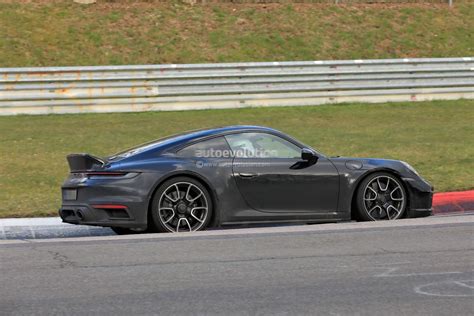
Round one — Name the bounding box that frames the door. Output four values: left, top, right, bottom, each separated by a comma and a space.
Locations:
225, 132, 339, 213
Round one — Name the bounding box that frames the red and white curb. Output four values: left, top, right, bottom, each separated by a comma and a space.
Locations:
433, 190, 474, 214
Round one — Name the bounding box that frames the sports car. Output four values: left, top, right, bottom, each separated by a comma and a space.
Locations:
60, 125, 433, 234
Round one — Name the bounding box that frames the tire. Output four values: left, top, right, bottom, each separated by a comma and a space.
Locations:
355, 172, 407, 221
150, 176, 213, 233
110, 227, 148, 235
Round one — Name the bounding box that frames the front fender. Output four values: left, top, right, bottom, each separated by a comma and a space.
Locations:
330, 157, 432, 219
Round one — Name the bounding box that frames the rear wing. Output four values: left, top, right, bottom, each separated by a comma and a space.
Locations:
66, 153, 106, 172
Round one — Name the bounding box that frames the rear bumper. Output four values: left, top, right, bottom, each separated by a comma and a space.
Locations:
60, 172, 159, 229
59, 203, 147, 229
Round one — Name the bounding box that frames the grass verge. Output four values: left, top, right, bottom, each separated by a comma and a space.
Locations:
0, 1, 473, 67
0, 100, 473, 218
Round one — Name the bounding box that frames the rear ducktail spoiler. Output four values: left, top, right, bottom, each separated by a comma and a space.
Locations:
67, 153, 106, 172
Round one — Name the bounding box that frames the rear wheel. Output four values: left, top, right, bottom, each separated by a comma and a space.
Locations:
356, 172, 407, 221
151, 177, 213, 233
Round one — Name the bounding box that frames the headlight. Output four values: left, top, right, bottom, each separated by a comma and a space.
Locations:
401, 161, 420, 177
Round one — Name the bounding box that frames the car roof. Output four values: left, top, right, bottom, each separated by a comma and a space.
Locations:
109, 125, 285, 160
158, 125, 284, 149
175, 125, 279, 140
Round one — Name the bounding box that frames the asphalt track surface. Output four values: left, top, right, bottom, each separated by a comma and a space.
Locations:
1, 215, 473, 315
2, 189, 471, 240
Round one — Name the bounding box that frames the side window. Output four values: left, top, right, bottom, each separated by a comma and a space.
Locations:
177, 137, 232, 158
225, 133, 301, 159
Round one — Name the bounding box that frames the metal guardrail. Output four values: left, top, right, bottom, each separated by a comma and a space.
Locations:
0, 57, 473, 115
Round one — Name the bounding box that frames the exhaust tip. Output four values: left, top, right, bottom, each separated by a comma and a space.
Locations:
76, 210, 84, 220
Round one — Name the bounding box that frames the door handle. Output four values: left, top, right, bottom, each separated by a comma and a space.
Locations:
238, 173, 257, 178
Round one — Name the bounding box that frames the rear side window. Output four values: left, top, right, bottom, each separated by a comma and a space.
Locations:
177, 137, 232, 158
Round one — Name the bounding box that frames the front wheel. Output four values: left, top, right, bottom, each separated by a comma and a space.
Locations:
356, 172, 407, 221
150, 177, 213, 233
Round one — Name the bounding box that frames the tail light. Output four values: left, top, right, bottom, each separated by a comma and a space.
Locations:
70, 171, 138, 180
83, 172, 127, 177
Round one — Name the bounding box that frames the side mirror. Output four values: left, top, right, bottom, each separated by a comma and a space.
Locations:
301, 148, 318, 164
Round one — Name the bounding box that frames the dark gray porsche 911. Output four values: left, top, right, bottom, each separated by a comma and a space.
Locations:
60, 125, 433, 234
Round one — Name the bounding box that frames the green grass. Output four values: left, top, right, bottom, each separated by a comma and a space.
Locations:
0, 1, 472, 67
0, 1, 472, 218
0, 100, 473, 218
